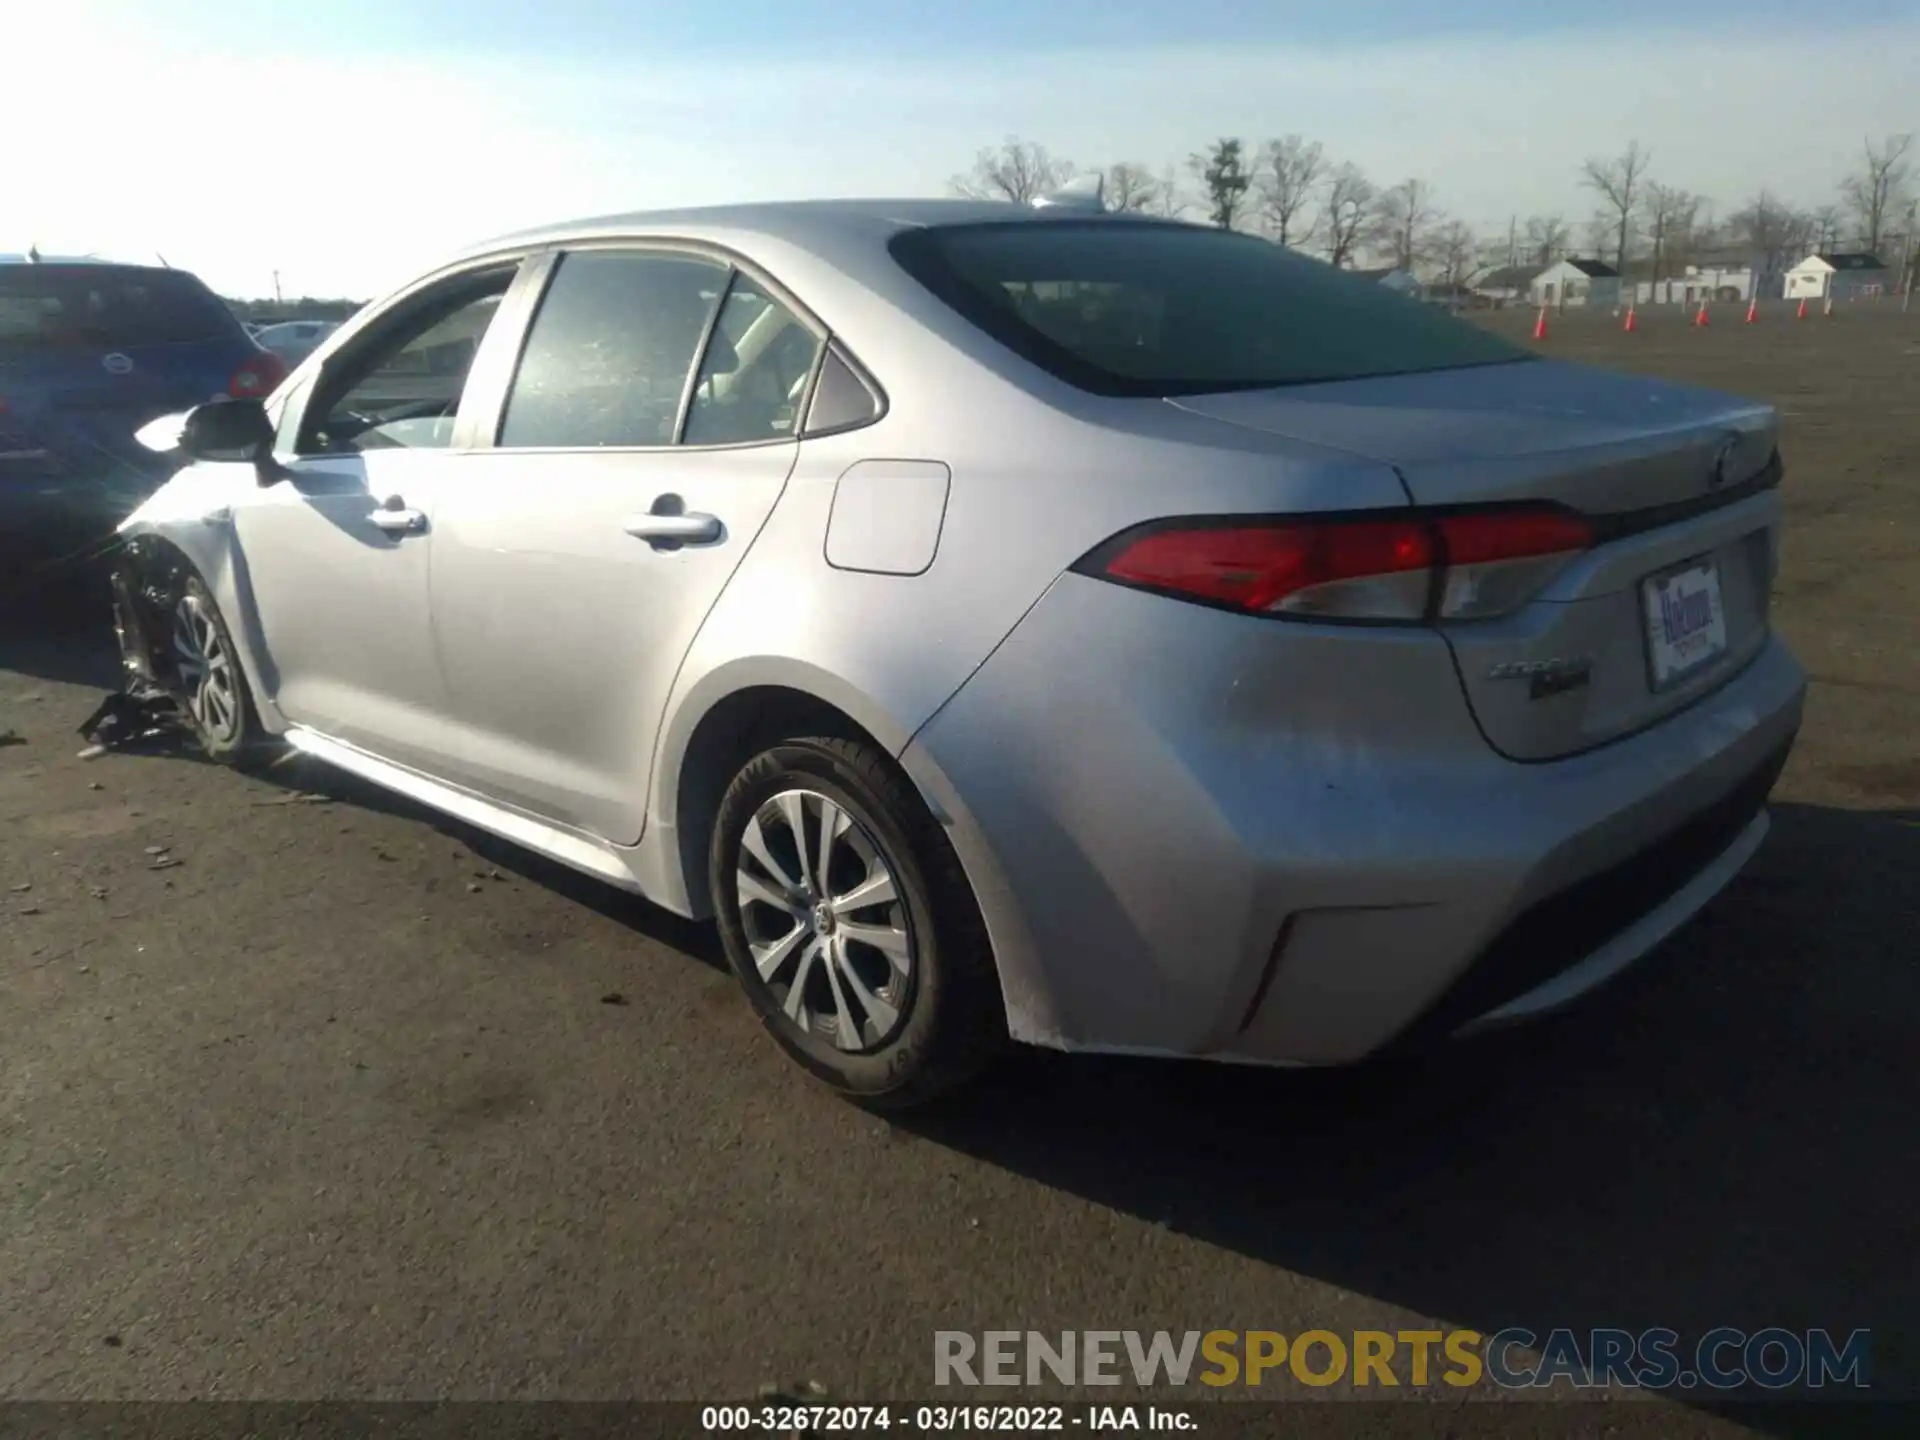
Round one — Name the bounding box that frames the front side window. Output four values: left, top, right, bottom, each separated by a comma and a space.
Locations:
890, 220, 1531, 398
498, 250, 727, 449
300, 267, 514, 454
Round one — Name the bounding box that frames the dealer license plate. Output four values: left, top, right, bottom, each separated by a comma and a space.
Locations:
1642, 558, 1728, 689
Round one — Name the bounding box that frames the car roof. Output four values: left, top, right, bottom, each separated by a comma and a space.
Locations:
453, 197, 1174, 265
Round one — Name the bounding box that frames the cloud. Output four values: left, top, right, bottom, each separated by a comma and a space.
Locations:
5, 11, 1913, 295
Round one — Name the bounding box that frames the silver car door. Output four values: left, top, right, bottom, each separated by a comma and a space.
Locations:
230, 260, 527, 772
425, 247, 822, 841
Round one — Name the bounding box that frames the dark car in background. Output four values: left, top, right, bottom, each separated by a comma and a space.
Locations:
1, 259, 286, 578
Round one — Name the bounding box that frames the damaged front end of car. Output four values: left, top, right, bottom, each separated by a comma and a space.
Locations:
80, 536, 200, 754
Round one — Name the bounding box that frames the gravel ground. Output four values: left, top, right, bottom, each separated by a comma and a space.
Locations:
1, 301, 1914, 1431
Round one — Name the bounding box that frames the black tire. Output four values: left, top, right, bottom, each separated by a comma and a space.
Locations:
710, 737, 1007, 1109
166, 574, 264, 765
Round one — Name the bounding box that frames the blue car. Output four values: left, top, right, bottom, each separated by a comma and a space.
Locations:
1, 257, 287, 572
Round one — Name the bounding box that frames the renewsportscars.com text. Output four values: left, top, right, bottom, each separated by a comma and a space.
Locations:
933, 1327, 1871, 1392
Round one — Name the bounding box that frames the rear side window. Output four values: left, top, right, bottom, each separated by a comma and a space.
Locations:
0, 265, 238, 350
889, 221, 1530, 397
498, 250, 726, 449
681, 272, 823, 446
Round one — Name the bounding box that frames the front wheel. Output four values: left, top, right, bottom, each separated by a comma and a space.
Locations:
710, 737, 1006, 1109
168, 575, 263, 763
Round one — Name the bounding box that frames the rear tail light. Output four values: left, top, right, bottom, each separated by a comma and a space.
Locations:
1430, 508, 1594, 620
1080, 506, 1594, 624
228, 348, 288, 399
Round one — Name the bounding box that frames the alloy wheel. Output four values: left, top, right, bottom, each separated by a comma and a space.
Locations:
734, 787, 918, 1052
171, 591, 241, 744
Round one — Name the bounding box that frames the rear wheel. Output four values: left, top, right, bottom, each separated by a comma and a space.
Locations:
710, 737, 1005, 1109
168, 575, 262, 763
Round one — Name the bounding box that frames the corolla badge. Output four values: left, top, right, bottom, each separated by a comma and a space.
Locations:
101, 352, 134, 375
1486, 656, 1594, 700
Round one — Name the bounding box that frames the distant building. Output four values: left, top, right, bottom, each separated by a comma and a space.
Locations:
1472, 264, 1539, 307
1349, 265, 1424, 298
1784, 252, 1892, 301
1529, 258, 1622, 309
1632, 265, 1759, 306
1423, 281, 1483, 310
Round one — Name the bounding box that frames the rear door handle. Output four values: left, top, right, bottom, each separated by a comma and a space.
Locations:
370, 498, 427, 535
622, 512, 721, 544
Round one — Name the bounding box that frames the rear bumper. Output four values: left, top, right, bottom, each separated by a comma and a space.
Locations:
901, 572, 1806, 1065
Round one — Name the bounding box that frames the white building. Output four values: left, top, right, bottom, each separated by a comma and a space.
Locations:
1784, 253, 1892, 301
1633, 265, 1758, 306
1529, 258, 1622, 309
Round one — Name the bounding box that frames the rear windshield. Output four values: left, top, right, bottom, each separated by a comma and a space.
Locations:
889, 221, 1531, 397
0, 265, 237, 351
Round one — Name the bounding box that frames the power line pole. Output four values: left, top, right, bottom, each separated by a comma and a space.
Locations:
272, 270, 283, 305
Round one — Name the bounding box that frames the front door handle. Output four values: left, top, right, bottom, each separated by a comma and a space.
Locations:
622, 512, 721, 544
370, 497, 427, 535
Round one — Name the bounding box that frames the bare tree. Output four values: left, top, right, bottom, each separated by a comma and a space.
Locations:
1321, 163, 1375, 268
1189, 138, 1254, 229
1730, 191, 1815, 278
1149, 164, 1189, 220
1840, 134, 1914, 257
949, 137, 1074, 205
1523, 214, 1571, 268
1581, 215, 1614, 259
1580, 140, 1652, 273
1374, 178, 1440, 271
1901, 200, 1920, 296
1433, 220, 1480, 291
1643, 183, 1702, 290
1103, 162, 1164, 214
1808, 204, 1847, 253
1253, 135, 1325, 248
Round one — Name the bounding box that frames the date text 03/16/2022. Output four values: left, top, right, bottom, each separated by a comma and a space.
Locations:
700, 1405, 1194, 1432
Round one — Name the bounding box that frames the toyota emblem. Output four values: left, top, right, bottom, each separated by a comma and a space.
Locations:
101, 352, 134, 376
1709, 433, 1739, 489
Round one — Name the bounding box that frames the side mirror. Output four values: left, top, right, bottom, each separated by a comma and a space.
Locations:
178, 398, 274, 467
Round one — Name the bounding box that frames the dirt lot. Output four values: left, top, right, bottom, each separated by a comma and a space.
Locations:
2, 300, 1915, 1427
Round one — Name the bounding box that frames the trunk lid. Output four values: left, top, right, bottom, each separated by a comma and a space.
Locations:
1171, 360, 1782, 760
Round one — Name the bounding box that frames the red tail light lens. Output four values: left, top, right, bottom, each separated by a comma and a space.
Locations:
1431, 508, 1593, 619
1100, 519, 1436, 619
1433, 508, 1593, 565
1085, 506, 1594, 623
229, 349, 288, 398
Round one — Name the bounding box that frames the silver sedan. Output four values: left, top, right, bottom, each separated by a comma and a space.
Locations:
116, 196, 1805, 1106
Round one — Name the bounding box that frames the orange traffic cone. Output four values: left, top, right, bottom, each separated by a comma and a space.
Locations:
1623, 304, 1637, 332
1694, 301, 1710, 327
1532, 305, 1548, 340
1745, 297, 1758, 324
1797, 298, 1807, 319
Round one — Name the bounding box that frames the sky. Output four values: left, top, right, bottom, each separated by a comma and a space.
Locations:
5, 1, 1916, 298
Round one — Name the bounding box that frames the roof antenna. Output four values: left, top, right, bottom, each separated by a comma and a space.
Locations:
1031, 172, 1106, 213
27, 242, 41, 264
156, 252, 171, 268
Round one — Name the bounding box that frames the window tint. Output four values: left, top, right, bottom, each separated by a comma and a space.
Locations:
681, 272, 823, 446
302, 269, 512, 453
498, 250, 726, 449
0, 265, 237, 351
889, 221, 1531, 397
803, 348, 881, 435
